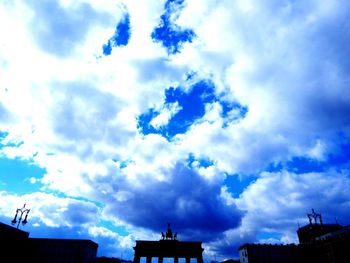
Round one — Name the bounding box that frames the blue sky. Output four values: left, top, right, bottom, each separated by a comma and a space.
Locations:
1, 0, 350, 261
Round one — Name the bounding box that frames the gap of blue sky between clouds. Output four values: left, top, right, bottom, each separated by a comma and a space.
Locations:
151, 0, 196, 55
0, 156, 45, 195
266, 139, 350, 174
0, 131, 43, 194
103, 0, 195, 56
137, 79, 248, 140
103, 12, 131, 55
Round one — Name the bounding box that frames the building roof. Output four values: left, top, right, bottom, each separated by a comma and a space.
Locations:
28, 237, 98, 247
0, 222, 29, 239
238, 243, 298, 250
316, 225, 350, 241
297, 223, 342, 232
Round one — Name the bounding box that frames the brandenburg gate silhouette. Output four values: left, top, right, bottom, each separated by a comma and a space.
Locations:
133, 224, 204, 263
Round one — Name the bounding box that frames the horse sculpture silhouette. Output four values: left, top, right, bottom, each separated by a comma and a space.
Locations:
166, 223, 173, 240
133, 223, 204, 263
161, 223, 177, 240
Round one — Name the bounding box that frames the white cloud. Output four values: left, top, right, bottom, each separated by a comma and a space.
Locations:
0, 190, 135, 257
235, 170, 350, 240
0, 191, 100, 228
205, 170, 350, 258
150, 102, 182, 129
1, 0, 350, 259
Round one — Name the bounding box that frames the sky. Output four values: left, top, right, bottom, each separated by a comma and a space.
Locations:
0, 0, 350, 261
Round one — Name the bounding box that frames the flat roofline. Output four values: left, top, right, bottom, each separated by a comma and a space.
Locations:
238, 243, 298, 250
29, 237, 98, 247
297, 223, 342, 231
0, 222, 30, 237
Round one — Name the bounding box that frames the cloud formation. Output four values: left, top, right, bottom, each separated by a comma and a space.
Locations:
0, 0, 350, 260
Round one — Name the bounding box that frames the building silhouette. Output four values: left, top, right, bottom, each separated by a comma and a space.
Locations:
239, 243, 302, 263
133, 224, 204, 263
0, 222, 98, 263
27, 238, 98, 263
0, 222, 30, 262
238, 210, 350, 263
297, 209, 342, 244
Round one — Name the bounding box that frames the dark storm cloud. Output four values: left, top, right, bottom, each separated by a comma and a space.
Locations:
101, 162, 242, 242
64, 201, 99, 225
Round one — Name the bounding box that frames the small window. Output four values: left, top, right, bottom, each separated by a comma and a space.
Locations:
163, 258, 174, 263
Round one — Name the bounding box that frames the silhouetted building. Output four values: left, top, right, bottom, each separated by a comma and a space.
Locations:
297, 209, 342, 245
0, 222, 30, 239
238, 244, 302, 263
133, 224, 204, 263
305, 224, 350, 263
296, 209, 350, 262
0, 222, 30, 262
297, 223, 342, 244
238, 210, 350, 263
28, 238, 98, 263
0, 222, 98, 263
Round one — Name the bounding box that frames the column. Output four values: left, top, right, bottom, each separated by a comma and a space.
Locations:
133, 257, 140, 263
197, 257, 203, 263
174, 257, 179, 263
147, 257, 152, 263
186, 258, 191, 263
158, 257, 163, 263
